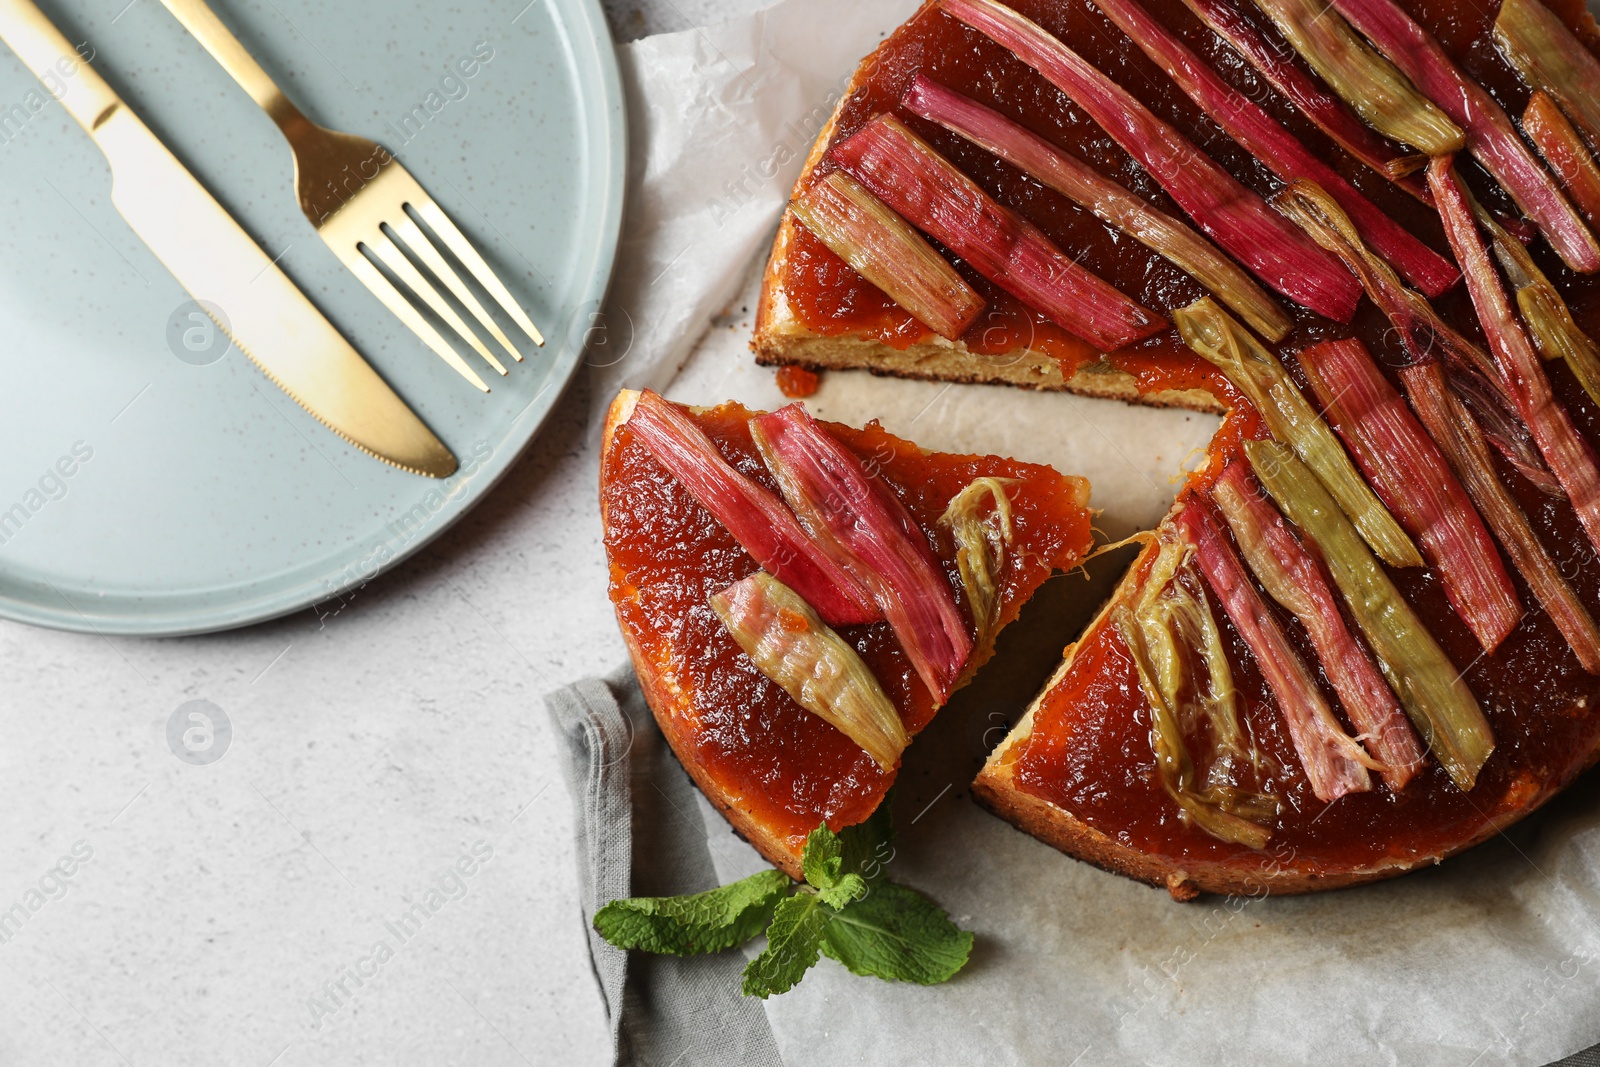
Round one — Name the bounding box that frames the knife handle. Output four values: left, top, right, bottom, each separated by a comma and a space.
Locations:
157, 0, 300, 128
0, 0, 123, 141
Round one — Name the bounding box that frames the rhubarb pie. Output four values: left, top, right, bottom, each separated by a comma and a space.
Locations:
608, 0, 1600, 897
600, 390, 1093, 877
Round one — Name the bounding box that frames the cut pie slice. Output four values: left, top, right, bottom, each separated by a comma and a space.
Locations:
752, 0, 1599, 410
974, 440, 1589, 897
600, 390, 1093, 877
975, 306, 1600, 897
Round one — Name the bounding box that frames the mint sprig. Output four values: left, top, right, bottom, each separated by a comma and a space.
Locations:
592, 802, 973, 998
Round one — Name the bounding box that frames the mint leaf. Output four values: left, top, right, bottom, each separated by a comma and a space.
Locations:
821, 882, 974, 985
799, 824, 867, 908
818, 872, 867, 909
594, 868, 791, 956
741, 891, 832, 998
800, 823, 845, 888
836, 798, 895, 888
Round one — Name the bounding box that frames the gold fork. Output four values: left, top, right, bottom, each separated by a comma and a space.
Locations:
158, 0, 543, 392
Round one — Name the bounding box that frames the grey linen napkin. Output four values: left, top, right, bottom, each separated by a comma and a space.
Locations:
546, 664, 785, 1067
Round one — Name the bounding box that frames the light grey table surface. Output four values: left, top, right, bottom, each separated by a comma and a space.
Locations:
5, 3, 1594, 1066
0, 2, 759, 1065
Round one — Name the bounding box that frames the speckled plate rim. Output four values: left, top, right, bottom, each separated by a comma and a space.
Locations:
0, 0, 626, 638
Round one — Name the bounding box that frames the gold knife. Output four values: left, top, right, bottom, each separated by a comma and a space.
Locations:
0, 0, 458, 478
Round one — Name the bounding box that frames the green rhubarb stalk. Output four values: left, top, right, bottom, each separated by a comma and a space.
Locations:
1516, 282, 1600, 410
1475, 200, 1600, 412
790, 171, 986, 340
1174, 298, 1422, 568
1116, 528, 1278, 848
710, 572, 908, 770
938, 477, 1017, 648
1245, 439, 1495, 790
1252, 0, 1462, 157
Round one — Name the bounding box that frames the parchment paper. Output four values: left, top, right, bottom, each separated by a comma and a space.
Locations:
607, 3, 1600, 1063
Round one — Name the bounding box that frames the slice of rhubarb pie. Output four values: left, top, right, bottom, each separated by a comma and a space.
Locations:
600, 390, 1093, 877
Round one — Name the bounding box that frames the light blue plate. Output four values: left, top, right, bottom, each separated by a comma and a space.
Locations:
0, 0, 624, 636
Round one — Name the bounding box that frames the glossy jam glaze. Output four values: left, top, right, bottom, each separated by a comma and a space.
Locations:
603, 400, 1093, 854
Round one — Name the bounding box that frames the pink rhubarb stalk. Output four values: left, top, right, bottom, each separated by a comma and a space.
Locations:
829, 115, 1163, 350
1296, 339, 1521, 652
1178, 0, 1430, 196
937, 0, 1361, 322
1330, 0, 1600, 273
625, 391, 880, 626
902, 75, 1291, 341
1211, 463, 1424, 788
748, 404, 973, 702
1275, 180, 1562, 497
1430, 159, 1600, 560
1400, 363, 1600, 674
1174, 502, 1373, 802
1091, 0, 1458, 297
1524, 92, 1600, 232
790, 171, 987, 340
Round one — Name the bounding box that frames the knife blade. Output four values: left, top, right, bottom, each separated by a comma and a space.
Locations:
0, 0, 458, 479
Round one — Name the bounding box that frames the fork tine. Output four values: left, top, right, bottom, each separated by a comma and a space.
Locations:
411, 197, 545, 347
366, 231, 507, 376
334, 243, 490, 392
392, 212, 522, 363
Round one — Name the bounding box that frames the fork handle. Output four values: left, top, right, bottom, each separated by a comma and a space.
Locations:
0, 0, 123, 139
157, 0, 302, 128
